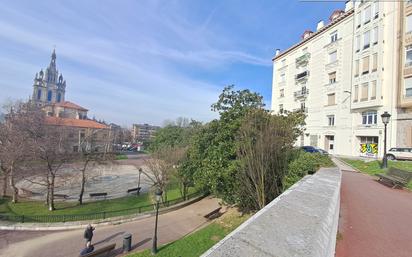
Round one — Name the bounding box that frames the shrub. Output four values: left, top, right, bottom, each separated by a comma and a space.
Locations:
283, 152, 334, 189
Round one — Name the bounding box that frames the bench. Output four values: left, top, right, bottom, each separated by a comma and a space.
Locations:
127, 187, 141, 195
80, 243, 116, 257
54, 194, 69, 199
204, 207, 222, 220
376, 167, 412, 189
89, 192, 108, 199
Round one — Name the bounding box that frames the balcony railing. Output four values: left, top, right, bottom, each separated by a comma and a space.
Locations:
295, 53, 311, 67
294, 88, 310, 98
293, 107, 308, 113
295, 70, 309, 81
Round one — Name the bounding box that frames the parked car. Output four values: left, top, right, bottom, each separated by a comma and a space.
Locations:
300, 146, 328, 155
387, 148, 412, 161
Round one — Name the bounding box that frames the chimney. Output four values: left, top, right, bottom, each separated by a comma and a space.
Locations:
275, 49, 280, 57
345, 0, 353, 12
317, 20, 325, 31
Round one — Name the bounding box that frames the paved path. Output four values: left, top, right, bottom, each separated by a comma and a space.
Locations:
334, 159, 412, 257
0, 197, 220, 257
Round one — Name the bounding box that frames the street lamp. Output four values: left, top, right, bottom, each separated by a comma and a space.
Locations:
137, 168, 142, 195
381, 111, 391, 169
151, 187, 163, 255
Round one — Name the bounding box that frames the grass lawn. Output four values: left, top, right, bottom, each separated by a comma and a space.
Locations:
127, 208, 251, 257
341, 158, 412, 190
0, 185, 197, 220
115, 154, 128, 160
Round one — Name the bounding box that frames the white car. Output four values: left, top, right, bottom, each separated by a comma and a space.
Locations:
387, 148, 412, 161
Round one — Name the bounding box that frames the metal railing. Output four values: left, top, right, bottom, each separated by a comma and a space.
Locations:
295, 70, 309, 80
294, 88, 309, 98
0, 191, 204, 223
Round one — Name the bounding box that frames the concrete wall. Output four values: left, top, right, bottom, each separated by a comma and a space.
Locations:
202, 167, 341, 257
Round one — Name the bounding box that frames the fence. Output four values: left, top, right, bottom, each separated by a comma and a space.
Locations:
0, 191, 204, 223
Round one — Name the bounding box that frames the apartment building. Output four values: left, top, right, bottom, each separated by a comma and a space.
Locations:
132, 123, 160, 142
272, 1, 409, 158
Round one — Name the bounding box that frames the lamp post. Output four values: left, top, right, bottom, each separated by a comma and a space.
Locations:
151, 187, 163, 255
381, 111, 391, 169
138, 168, 142, 195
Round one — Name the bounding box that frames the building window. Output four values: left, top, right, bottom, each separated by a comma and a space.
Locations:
364, 5, 371, 24
372, 27, 378, 45
362, 56, 370, 75
329, 72, 337, 84
406, 46, 412, 67
57, 93, 62, 103
356, 35, 361, 52
47, 90, 52, 102
281, 59, 286, 67
37, 89, 42, 100
356, 12, 361, 28
371, 81, 377, 100
329, 51, 337, 63
372, 53, 378, 72
373, 1, 379, 19
280, 89, 284, 97
363, 30, 370, 49
354, 85, 359, 102
361, 82, 369, 101
405, 77, 412, 97
327, 115, 335, 126
331, 31, 338, 43
280, 73, 286, 82
279, 104, 284, 114
327, 93, 336, 106
362, 111, 377, 125
300, 102, 306, 112
407, 14, 412, 34
355, 59, 360, 77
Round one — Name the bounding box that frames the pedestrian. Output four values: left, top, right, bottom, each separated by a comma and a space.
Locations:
84, 224, 95, 245
80, 241, 94, 256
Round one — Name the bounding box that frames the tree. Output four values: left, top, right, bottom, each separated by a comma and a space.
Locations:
34, 123, 75, 211
184, 85, 265, 203
0, 102, 44, 202
236, 109, 305, 211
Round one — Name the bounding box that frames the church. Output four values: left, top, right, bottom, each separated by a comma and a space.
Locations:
31, 50, 112, 152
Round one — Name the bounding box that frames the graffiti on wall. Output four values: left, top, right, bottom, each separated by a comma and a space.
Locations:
360, 143, 378, 157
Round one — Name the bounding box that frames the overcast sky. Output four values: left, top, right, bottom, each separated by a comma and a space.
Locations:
0, 0, 342, 126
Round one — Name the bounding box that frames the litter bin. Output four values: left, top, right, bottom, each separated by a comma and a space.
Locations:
123, 233, 132, 252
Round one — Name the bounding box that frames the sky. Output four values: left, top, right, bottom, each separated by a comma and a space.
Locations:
0, 0, 343, 126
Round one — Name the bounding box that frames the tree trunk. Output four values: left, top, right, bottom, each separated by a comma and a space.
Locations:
2, 172, 8, 197
45, 173, 50, 206
9, 164, 18, 203
79, 169, 86, 205
48, 173, 55, 211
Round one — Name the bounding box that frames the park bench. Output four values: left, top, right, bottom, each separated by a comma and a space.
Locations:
89, 192, 108, 199
127, 187, 141, 195
204, 207, 222, 220
376, 167, 412, 189
54, 194, 69, 199
80, 243, 116, 257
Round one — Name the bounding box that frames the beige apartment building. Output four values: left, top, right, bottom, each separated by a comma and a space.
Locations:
272, 1, 412, 158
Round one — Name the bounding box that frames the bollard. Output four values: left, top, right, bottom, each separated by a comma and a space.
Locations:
123, 233, 132, 252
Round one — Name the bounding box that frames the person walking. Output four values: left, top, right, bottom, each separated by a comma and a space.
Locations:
80, 241, 94, 256
84, 224, 95, 245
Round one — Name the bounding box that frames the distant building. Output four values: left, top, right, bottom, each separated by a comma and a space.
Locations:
132, 123, 160, 142
30, 50, 111, 152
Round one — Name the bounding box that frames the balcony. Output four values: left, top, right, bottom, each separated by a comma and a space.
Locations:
294, 88, 309, 99
404, 61, 412, 77
295, 53, 310, 67
405, 32, 412, 46
293, 107, 308, 113
406, 1, 412, 16
295, 70, 309, 82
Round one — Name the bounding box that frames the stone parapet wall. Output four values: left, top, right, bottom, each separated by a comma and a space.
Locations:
202, 167, 341, 257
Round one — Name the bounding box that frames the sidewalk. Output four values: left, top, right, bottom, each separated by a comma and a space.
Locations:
0, 196, 220, 257
334, 159, 412, 257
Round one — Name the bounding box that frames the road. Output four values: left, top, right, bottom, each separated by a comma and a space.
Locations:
0, 197, 219, 257
335, 159, 412, 257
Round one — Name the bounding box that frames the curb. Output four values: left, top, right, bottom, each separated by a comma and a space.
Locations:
333, 157, 361, 173
0, 194, 206, 231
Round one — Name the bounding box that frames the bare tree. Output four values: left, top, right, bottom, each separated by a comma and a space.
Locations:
35, 123, 75, 211
236, 109, 305, 211
0, 102, 43, 202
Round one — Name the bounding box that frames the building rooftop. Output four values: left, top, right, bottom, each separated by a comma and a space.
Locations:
45, 116, 108, 129
51, 101, 88, 111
